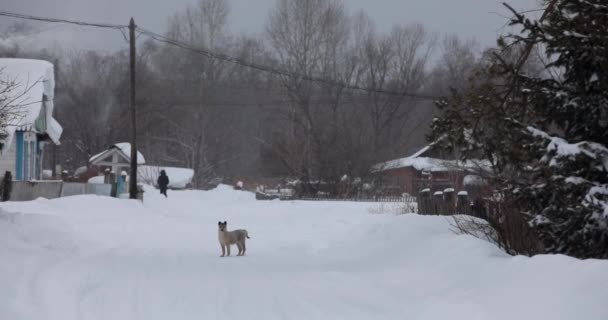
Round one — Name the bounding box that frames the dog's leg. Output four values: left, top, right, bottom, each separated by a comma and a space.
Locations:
236, 242, 243, 256
226, 244, 231, 256
241, 240, 246, 256
220, 243, 225, 257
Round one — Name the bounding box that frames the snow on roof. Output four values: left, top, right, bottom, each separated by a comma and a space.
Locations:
373, 155, 491, 173
0, 58, 63, 150
372, 155, 491, 173
138, 165, 194, 189
89, 142, 145, 165
372, 157, 451, 172
114, 143, 145, 164
464, 175, 485, 186
407, 144, 431, 159
371, 135, 491, 173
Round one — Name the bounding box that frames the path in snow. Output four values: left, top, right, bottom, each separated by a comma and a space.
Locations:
1, 185, 607, 320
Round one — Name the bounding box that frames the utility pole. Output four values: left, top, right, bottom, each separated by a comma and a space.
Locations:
52, 58, 59, 178
129, 17, 138, 199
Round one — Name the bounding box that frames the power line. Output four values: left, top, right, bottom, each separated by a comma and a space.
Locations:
0, 10, 127, 30
0, 9, 441, 100
137, 27, 441, 100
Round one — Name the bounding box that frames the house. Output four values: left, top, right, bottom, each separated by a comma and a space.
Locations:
89, 142, 145, 178
89, 144, 194, 190
0, 59, 63, 181
371, 142, 489, 196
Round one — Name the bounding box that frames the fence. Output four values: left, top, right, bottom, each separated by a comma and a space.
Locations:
416, 188, 543, 255
295, 194, 417, 203
6, 181, 112, 202
256, 190, 417, 204
416, 188, 508, 220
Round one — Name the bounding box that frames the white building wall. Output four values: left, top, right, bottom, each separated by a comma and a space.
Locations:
0, 138, 17, 177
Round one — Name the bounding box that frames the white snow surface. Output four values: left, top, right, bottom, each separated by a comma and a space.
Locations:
0, 58, 63, 149
0, 185, 607, 320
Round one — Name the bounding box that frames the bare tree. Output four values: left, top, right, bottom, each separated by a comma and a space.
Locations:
0, 68, 41, 148
55, 50, 127, 168
429, 34, 479, 95
354, 13, 436, 165
146, 0, 245, 187
267, 0, 354, 182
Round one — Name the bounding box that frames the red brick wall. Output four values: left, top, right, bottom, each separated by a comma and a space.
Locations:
379, 167, 417, 194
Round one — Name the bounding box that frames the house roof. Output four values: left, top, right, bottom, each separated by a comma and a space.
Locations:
90, 142, 146, 165
0, 58, 63, 151
371, 141, 490, 173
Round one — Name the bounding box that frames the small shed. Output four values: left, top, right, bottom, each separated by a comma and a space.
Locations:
89, 142, 145, 178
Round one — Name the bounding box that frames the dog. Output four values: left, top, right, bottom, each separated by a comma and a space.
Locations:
218, 221, 250, 257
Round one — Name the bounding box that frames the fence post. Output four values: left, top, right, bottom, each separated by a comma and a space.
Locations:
443, 188, 455, 215
1, 171, 12, 201
457, 191, 469, 215
471, 197, 485, 218
433, 191, 444, 215
418, 188, 431, 215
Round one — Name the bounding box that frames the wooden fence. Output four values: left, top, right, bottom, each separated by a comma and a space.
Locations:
416, 188, 505, 221
418, 189, 463, 216
296, 194, 417, 203
256, 191, 417, 204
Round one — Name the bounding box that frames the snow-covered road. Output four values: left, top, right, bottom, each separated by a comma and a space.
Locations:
1, 185, 607, 320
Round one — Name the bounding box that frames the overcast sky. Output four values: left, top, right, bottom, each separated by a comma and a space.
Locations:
2, 0, 541, 52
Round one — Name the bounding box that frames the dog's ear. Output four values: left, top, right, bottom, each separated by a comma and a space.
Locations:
223, 221, 227, 225
218, 221, 222, 225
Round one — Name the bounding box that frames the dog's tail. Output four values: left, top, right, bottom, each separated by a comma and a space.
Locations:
246, 231, 250, 239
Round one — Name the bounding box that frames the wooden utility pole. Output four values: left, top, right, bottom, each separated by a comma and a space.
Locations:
128, 17, 138, 199
52, 58, 59, 178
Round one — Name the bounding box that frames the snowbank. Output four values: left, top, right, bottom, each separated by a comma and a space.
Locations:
138, 165, 194, 189
0, 186, 606, 319
87, 175, 105, 184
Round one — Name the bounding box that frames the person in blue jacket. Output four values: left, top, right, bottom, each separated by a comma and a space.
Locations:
116, 172, 124, 196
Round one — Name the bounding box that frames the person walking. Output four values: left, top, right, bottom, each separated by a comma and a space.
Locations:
157, 170, 169, 198
116, 171, 127, 196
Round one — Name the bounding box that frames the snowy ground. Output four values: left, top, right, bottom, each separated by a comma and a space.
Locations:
1, 185, 607, 320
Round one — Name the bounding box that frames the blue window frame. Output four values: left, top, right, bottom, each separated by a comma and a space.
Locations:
24, 141, 30, 180
30, 142, 36, 180
15, 132, 23, 180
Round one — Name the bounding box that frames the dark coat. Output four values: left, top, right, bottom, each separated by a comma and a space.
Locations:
157, 172, 169, 189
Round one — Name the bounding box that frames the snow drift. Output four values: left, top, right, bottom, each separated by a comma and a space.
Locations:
0, 186, 606, 320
